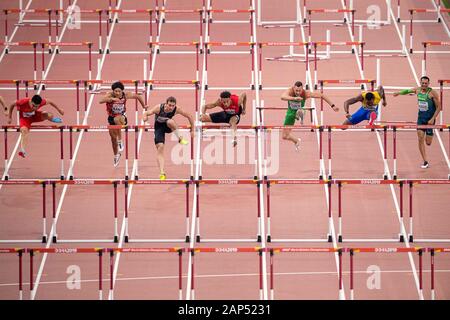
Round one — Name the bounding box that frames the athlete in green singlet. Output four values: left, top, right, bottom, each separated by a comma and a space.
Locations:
281, 81, 338, 151
393, 76, 441, 168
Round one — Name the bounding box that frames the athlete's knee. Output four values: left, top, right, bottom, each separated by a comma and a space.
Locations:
20, 127, 29, 134
166, 119, 176, 128
426, 137, 433, 146
156, 143, 164, 151
282, 131, 290, 140
46, 112, 53, 119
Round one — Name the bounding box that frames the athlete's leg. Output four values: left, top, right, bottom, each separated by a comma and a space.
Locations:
200, 113, 212, 122
156, 142, 165, 175
417, 129, 427, 164
19, 126, 29, 157
109, 129, 119, 155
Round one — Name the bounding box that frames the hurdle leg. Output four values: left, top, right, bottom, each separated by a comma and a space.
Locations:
257, 182, 261, 242
350, 250, 354, 300
327, 182, 332, 242
113, 182, 118, 243
60, 127, 64, 180
42, 183, 47, 243
338, 182, 342, 242
269, 250, 274, 300
18, 250, 23, 300
431, 249, 435, 300
259, 250, 263, 300
134, 127, 139, 180
408, 182, 413, 242
4, 128, 8, 180
397, 0, 401, 22
409, 12, 413, 53
393, 127, 397, 179
195, 182, 201, 242
124, 182, 129, 242
178, 250, 183, 300
109, 250, 114, 300
399, 181, 404, 242
125, 128, 129, 180
266, 182, 271, 242
52, 182, 57, 243
185, 183, 190, 242
98, 250, 103, 300
190, 250, 195, 300
328, 128, 332, 179
338, 250, 344, 300
383, 127, 388, 179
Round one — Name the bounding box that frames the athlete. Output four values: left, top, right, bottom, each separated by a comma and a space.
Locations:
99, 81, 148, 167
200, 91, 247, 147
393, 76, 441, 168
143, 96, 194, 180
343, 85, 387, 126
6, 95, 64, 158
281, 81, 338, 150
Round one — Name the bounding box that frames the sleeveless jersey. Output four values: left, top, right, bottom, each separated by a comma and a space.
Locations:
287, 88, 306, 110
361, 91, 381, 110
155, 103, 177, 123
16, 98, 47, 118
417, 88, 436, 119
106, 94, 127, 116
220, 94, 240, 114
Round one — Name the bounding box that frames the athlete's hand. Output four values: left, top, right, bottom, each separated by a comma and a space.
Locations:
382, 101, 387, 107
393, 92, 399, 97
59, 109, 64, 116
331, 105, 339, 112
241, 109, 246, 115
428, 119, 435, 125
345, 113, 351, 119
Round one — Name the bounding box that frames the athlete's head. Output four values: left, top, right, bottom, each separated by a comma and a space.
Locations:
111, 81, 125, 97
31, 95, 42, 109
293, 81, 303, 97
219, 91, 232, 107
365, 92, 375, 106
420, 76, 430, 89
166, 96, 177, 109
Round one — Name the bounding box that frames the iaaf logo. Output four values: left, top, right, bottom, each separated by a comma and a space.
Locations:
361, 180, 381, 185
374, 248, 397, 253
74, 180, 94, 185
55, 248, 77, 254
215, 248, 238, 253
217, 179, 239, 184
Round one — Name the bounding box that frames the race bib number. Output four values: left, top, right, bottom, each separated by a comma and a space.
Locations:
111, 103, 125, 114
22, 111, 35, 118
418, 100, 428, 112
225, 109, 236, 115
289, 101, 303, 110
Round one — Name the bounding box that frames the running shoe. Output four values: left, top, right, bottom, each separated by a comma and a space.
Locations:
232, 138, 237, 147
421, 161, 429, 169
117, 140, 124, 152
295, 138, 301, 152
50, 117, 62, 123
368, 112, 377, 125
18, 151, 26, 158
179, 137, 189, 145
113, 153, 121, 167
159, 173, 167, 181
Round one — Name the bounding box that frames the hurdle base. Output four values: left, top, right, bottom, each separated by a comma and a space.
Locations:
204, 85, 208, 90
438, 18, 441, 23
5, 48, 9, 54
257, 235, 262, 243
383, 174, 388, 180
99, 49, 103, 54
267, 235, 271, 242
259, 85, 262, 90
251, 84, 255, 90
185, 235, 190, 242
125, 175, 129, 180
4, 175, 9, 180
60, 175, 64, 180
393, 175, 397, 180
52, 235, 57, 243
254, 175, 258, 180
106, 48, 110, 54
327, 234, 332, 242
319, 175, 323, 180
134, 175, 139, 180
408, 234, 414, 243
114, 235, 118, 243
409, 48, 413, 54
42, 235, 47, 243
338, 235, 342, 243
196, 235, 201, 242
328, 175, 332, 180
69, 175, 74, 180
125, 235, 129, 243
399, 234, 404, 242
56, 48, 60, 54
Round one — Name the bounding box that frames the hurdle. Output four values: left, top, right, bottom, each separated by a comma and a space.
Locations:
123, 180, 191, 243
336, 179, 405, 243
189, 247, 262, 300
408, 8, 450, 53
438, 80, 449, 125
421, 41, 450, 76
28, 248, 104, 300
155, 9, 204, 45
206, 8, 255, 42
0, 42, 38, 79
0, 80, 21, 124
204, 42, 255, 90
148, 42, 200, 81
108, 247, 183, 300
429, 248, 450, 300
348, 247, 424, 300
321, 125, 388, 180
0, 248, 23, 300
312, 42, 365, 88
0, 180, 49, 243
265, 179, 333, 243
318, 80, 375, 125
194, 179, 262, 243
258, 42, 310, 90
268, 247, 343, 300
307, 9, 356, 43
405, 180, 450, 243
2, 125, 65, 180
49, 179, 121, 244
2, 9, 54, 43
389, 124, 450, 180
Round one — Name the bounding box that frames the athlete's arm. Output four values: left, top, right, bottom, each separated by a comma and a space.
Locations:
7, 102, 16, 123
46, 99, 64, 115
429, 89, 442, 124
377, 86, 387, 107
126, 92, 148, 110
176, 107, 195, 136
281, 88, 301, 101
99, 93, 114, 104
343, 95, 363, 115
305, 91, 339, 112
142, 105, 159, 122
238, 93, 247, 115
393, 87, 418, 97
201, 99, 220, 114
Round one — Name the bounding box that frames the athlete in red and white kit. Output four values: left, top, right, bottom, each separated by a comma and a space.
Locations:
99, 81, 148, 167
6, 94, 64, 158
200, 91, 247, 147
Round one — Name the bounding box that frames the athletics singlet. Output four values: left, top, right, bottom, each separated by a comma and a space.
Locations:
417, 88, 436, 119
155, 103, 177, 123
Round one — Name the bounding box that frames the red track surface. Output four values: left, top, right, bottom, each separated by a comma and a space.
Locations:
0, 0, 449, 300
